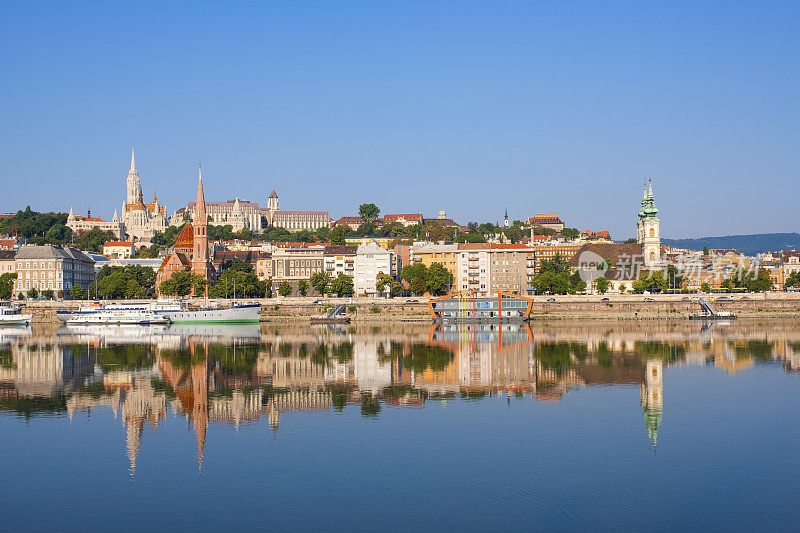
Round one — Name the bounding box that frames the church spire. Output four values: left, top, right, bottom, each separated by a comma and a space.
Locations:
195, 166, 206, 223
130, 148, 136, 173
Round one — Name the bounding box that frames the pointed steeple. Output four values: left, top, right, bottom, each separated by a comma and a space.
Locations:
68, 207, 74, 221
195, 166, 206, 223
112, 209, 119, 222
130, 148, 136, 173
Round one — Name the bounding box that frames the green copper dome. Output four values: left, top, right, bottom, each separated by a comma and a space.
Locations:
638, 179, 659, 221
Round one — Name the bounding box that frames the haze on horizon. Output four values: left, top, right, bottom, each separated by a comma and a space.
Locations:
0, 2, 797, 240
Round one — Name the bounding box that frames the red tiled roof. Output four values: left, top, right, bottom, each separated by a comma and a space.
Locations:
527, 214, 563, 225
174, 224, 194, 247
335, 216, 365, 225
103, 241, 134, 247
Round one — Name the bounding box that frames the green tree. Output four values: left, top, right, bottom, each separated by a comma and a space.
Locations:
70, 284, 85, 300
310, 272, 330, 295
478, 223, 497, 236
665, 265, 684, 290
192, 276, 207, 297
330, 225, 347, 245
375, 271, 394, 295
409, 276, 427, 295
210, 269, 264, 298
330, 273, 354, 296
632, 270, 666, 293
402, 263, 428, 295
298, 279, 308, 296
98, 270, 128, 299
561, 227, 580, 240
703, 246, 709, 256
732, 268, 772, 292
278, 281, 293, 297
594, 277, 610, 294
27, 287, 38, 299
700, 282, 711, 293
426, 263, 452, 295
75, 227, 116, 253
358, 203, 381, 225
161, 271, 195, 297
532, 254, 574, 295
42, 289, 55, 300
569, 271, 587, 293
785, 272, 800, 289
0, 273, 17, 299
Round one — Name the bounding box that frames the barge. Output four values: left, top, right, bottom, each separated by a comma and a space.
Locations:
428, 292, 534, 323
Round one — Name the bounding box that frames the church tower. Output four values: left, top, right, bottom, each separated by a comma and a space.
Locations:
267, 189, 279, 226
192, 167, 210, 284
640, 359, 663, 453
637, 177, 661, 267
126, 148, 141, 205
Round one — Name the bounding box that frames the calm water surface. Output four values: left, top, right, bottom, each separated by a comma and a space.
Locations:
1, 320, 799, 531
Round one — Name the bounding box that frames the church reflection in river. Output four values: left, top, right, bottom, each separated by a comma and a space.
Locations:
1, 320, 800, 472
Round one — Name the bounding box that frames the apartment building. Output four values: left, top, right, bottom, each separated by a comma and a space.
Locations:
14, 245, 95, 295
355, 243, 394, 297
324, 246, 357, 278
489, 245, 529, 295
456, 244, 493, 297
411, 244, 459, 280
0, 250, 16, 276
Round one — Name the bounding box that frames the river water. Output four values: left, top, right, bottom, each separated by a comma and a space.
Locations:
1, 320, 799, 531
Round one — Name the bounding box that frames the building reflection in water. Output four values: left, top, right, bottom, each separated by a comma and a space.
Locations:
1, 320, 800, 471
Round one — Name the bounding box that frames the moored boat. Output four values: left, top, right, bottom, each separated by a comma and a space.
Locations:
428, 292, 534, 323
65, 309, 171, 325
63, 299, 261, 324
0, 304, 33, 326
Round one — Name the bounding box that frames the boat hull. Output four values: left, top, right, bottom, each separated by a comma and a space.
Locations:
0, 316, 32, 326
166, 304, 261, 323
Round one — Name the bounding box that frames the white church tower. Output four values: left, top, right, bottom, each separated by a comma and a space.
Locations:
126, 148, 141, 205
266, 189, 280, 225
637, 178, 661, 267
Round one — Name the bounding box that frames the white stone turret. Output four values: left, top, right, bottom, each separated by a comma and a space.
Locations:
126, 148, 141, 205
637, 177, 661, 267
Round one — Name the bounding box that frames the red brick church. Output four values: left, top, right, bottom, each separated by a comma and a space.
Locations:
156, 168, 216, 296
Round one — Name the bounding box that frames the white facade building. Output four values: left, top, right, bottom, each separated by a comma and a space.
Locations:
456, 247, 492, 297
14, 245, 95, 295
355, 243, 393, 297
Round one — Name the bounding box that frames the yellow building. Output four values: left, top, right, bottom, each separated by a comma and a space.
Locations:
411, 244, 459, 279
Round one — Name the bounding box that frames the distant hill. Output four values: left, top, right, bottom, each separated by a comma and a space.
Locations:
662, 233, 800, 256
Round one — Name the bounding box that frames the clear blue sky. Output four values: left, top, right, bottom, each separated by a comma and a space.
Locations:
1, 1, 797, 239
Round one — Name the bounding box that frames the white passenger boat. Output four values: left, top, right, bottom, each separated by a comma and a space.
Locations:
62, 299, 261, 324
65, 309, 171, 325
0, 305, 33, 326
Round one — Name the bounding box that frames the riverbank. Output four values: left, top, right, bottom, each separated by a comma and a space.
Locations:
12, 292, 800, 323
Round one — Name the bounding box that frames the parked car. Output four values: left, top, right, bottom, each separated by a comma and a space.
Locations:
601, 297, 610, 302
740, 296, 750, 300
644, 297, 655, 302
546, 298, 556, 303
681, 296, 690, 301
